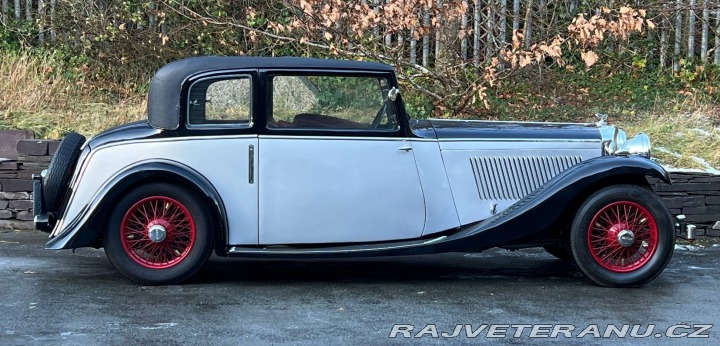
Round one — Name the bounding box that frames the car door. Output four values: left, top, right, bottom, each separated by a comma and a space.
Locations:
258, 73, 426, 244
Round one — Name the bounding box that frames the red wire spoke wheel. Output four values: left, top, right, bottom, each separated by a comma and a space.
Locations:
570, 184, 674, 287
120, 196, 196, 269
587, 201, 658, 273
104, 183, 213, 285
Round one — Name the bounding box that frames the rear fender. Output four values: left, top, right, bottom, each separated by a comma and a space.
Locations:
45, 160, 229, 255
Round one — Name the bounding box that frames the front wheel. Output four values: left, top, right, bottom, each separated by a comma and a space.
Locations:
103, 183, 213, 285
570, 184, 675, 287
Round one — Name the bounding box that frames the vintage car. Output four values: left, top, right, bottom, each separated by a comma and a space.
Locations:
33, 56, 683, 287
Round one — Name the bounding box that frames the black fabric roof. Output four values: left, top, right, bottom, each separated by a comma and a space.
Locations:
148, 56, 393, 129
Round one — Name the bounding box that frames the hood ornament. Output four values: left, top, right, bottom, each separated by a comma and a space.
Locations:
595, 113, 608, 127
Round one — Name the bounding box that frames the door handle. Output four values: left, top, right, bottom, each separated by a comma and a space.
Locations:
398, 145, 413, 152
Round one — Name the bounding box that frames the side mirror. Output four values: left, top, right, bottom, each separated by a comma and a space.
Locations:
387, 87, 400, 101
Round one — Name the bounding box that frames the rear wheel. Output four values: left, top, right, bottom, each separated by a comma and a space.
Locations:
103, 183, 213, 285
570, 184, 674, 287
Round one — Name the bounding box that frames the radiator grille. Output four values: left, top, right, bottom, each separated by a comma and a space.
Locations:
470, 156, 582, 200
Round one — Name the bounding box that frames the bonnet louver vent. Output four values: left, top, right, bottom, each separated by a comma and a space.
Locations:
470, 156, 582, 200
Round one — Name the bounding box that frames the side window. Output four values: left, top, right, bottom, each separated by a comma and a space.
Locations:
187, 76, 251, 127
268, 75, 398, 131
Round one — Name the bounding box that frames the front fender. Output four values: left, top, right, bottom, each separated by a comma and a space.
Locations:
45, 159, 229, 253
434, 155, 671, 252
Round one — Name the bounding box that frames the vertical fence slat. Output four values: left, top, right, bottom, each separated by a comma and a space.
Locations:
715, 7, 720, 64
422, 8, 430, 66
499, 0, 507, 46
513, 0, 520, 32
435, 0, 442, 62
701, 0, 709, 61
38, 0, 44, 43
49, 0, 55, 41
660, 18, 668, 68
523, 0, 533, 48
461, 0, 468, 60
675, 0, 683, 72
410, 28, 417, 64
486, 0, 495, 59
688, 0, 696, 59
473, 0, 481, 67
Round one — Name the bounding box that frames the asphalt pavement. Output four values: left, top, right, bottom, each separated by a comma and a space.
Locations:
1, 230, 719, 345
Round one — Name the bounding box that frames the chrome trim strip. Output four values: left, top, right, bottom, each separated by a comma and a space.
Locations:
427, 118, 594, 126
228, 236, 447, 255
438, 138, 602, 142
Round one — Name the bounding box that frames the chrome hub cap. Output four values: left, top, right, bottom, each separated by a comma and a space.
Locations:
617, 230, 635, 247
148, 225, 167, 243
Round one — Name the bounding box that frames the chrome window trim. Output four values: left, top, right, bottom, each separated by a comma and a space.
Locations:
186, 74, 254, 130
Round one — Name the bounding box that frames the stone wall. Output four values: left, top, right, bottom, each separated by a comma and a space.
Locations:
0, 131, 59, 230
651, 172, 720, 231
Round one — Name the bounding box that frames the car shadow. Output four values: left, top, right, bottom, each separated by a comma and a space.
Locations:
189, 250, 584, 285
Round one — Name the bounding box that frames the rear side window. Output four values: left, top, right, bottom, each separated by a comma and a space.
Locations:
187, 75, 252, 127
268, 75, 399, 131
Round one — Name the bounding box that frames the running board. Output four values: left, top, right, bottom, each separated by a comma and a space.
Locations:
227, 235, 448, 258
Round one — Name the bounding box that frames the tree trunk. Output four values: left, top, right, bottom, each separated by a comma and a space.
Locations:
473, 0, 481, 67
499, 0, 507, 46
512, 0, 520, 32
675, 0, 683, 72
701, 0, 709, 61
523, 0, 533, 48
24, 0, 30, 20
13, 0, 19, 19
688, 0, 696, 59
38, 0, 44, 43
2, 0, 7, 18
486, 0, 495, 60
461, 0, 468, 60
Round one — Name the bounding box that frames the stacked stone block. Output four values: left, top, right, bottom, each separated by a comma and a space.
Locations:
0, 130, 59, 230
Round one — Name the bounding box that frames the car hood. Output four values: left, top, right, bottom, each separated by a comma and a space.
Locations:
417, 119, 601, 141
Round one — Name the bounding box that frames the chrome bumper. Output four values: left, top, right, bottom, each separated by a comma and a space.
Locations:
675, 214, 697, 242
32, 174, 52, 232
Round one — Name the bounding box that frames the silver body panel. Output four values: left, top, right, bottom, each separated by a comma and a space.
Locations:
439, 140, 602, 225
52, 135, 602, 247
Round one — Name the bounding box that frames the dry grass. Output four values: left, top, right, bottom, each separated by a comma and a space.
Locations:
0, 51, 145, 139
623, 106, 720, 171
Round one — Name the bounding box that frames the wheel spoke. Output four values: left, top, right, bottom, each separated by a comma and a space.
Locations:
587, 201, 660, 273
120, 196, 197, 269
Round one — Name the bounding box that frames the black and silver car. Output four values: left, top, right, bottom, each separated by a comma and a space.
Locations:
34, 56, 680, 286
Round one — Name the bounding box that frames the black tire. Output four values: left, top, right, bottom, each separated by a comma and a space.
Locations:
570, 184, 675, 288
43, 132, 86, 212
543, 243, 572, 261
103, 183, 213, 285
